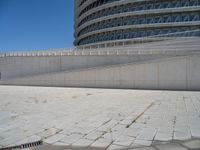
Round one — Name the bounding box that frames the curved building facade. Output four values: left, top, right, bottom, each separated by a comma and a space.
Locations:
74, 0, 200, 48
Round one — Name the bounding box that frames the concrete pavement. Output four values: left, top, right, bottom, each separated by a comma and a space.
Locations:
0, 86, 200, 149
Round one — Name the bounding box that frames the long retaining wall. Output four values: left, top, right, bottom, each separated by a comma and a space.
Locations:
0, 54, 175, 80
1, 55, 200, 90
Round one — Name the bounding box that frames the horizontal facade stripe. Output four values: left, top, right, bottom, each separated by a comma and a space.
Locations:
78, 28, 200, 45
77, 21, 200, 42
76, 37, 196, 48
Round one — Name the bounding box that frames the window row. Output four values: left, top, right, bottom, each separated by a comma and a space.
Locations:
79, 0, 119, 17
78, 12, 200, 36
78, 0, 200, 27
79, 0, 88, 7
78, 27, 200, 45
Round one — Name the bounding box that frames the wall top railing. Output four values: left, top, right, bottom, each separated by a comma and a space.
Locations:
0, 37, 200, 58
0, 46, 200, 58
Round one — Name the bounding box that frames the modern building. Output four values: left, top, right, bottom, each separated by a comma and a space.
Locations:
74, 0, 200, 48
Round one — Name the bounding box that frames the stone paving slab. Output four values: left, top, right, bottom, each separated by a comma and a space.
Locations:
0, 85, 200, 150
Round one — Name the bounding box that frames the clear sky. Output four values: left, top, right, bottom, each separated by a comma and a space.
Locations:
0, 0, 74, 52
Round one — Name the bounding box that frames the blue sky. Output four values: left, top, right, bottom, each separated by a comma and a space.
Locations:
0, 0, 74, 52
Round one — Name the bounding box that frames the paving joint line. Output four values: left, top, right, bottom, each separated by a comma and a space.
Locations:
126, 102, 155, 128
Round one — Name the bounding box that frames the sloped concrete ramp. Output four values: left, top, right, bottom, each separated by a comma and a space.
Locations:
1, 55, 200, 90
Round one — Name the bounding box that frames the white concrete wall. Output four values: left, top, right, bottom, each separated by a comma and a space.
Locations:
1, 55, 200, 90
0, 54, 169, 80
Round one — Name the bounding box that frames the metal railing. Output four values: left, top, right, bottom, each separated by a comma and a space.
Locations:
0, 30, 200, 58
0, 47, 200, 58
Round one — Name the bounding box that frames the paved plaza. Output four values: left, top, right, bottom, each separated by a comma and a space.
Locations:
0, 86, 200, 150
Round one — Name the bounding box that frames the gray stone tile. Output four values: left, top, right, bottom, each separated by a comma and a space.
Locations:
43, 133, 66, 144
111, 124, 127, 133
130, 123, 146, 129
190, 127, 200, 138
122, 127, 142, 138
173, 131, 191, 140
84, 130, 104, 140
32, 144, 70, 150
107, 144, 128, 150
113, 135, 134, 147
71, 138, 94, 149
155, 143, 188, 150
36, 128, 62, 139
97, 120, 118, 132
54, 141, 69, 146
130, 140, 152, 148
154, 132, 172, 141
129, 147, 156, 150
102, 131, 122, 141
71, 126, 95, 135
0, 134, 27, 147
60, 133, 83, 144
182, 139, 200, 149
113, 140, 132, 147
136, 128, 157, 141
15, 135, 41, 145
90, 138, 112, 149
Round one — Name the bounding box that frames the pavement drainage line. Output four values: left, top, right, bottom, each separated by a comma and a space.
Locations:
0, 140, 43, 150
126, 102, 154, 128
